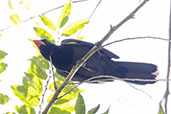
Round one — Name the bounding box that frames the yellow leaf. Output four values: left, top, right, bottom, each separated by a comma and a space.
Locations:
10, 14, 21, 25
8, 0, 13, 10
62, 19, 89, 36
58, 2, 71, 28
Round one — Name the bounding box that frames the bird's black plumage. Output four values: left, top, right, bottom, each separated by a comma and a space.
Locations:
33, 39, 158, 84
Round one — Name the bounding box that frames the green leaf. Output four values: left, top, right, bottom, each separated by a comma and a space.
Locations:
39, 15, 57, 31
58, 2, 71, 28
0, 62, 8, 74
49, 107, 70, 114
10, 14, 21, 25
75, 93, 85, 114
31, 56, 49, 69
27, 96, 39, 107
11, 85, 28, 104
0, 34, 2, 37
30, 56, 48, 80
0, 93, 9, 104
15, 105, 36, 114
31, 64, 47, 80
24, 72, 43, 92
87, 104, 100, 114
102, 106, 110, 114
158, 104, 164, 114
62, 19, 89, 36
34, 27, 55, 44
0, 50, 8, 61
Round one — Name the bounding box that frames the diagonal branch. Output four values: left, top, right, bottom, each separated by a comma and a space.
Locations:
42, 0, 150, 113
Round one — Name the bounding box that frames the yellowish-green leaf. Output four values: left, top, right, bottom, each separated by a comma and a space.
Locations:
76, 36, 84, 40
49, 107, 71, 114
27, 86, 40, 96
11, 85, 28, 104
58, 2, 71, 28
102, 106, 110, 114
0, 34, 2, 37
34, 27, 55, 44
53, 101, 74, 113
0, 62, 7, 74
0, 93, 9, 104
24, 72, 43, 93
15, 105, 36, 114
40, 15, 57, 31
10, 14, 21, 25
62, 19, 89, 36
0, 50, 8, 61
28, 97, 39, 107
75, 93, 85, 114
8, 0, 13, 10
31, 64, 47, 80
87, 104, 100, 114
158, 104, 164, 114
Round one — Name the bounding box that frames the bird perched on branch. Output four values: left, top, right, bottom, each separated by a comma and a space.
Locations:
33, 39, 158, 85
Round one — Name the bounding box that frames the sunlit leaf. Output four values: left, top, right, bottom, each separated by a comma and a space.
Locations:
0, 34, 2, 37
31, 64, 47, 80
0, 50, 8, 61
8, 0, 13, 10
87, 104, 100, 114
158, 104, 164, 114
34, 27, 55, 44
24, 72, 42, 92
28, 97, 39, 107
62, 19, 89, 36
76, 36, 84, 40
40, 15, 57, 31
0, 62, 7, 74
75, 93, 85, 114
27, 86, 39, 96
11, 85, 28, 104
58, 2, 71, 28
31, 56, 49, 69
10, 14, 21, 25
49, 107, 70, 114
0, 93, 9, 104
102, 106, 110, 114
15, 105, 36, 114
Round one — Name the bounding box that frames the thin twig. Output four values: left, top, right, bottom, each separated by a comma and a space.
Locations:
42, 1, 151, 113
38, 57, 53, 114
162, 0, 171, 113
103, 36, 171, 47
76, 0, 102, 37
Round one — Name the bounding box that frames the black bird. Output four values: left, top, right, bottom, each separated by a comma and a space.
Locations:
33, 39, 158, 84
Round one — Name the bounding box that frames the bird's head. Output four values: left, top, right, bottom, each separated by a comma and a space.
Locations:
33, 39, 54, 60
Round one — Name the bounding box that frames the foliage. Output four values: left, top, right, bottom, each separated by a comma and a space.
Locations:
158, 104, 164, 114
0, 93, 9, 104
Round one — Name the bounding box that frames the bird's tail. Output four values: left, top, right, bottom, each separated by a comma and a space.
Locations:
109, 61, 158, 84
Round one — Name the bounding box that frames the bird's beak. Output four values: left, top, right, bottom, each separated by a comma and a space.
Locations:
33, 40, 46, 50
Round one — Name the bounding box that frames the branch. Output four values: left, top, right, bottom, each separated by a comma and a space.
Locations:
0, 0, 88, 33
161, 0, 171, 113
42, 0, 150, 113
103, 36, 171, 47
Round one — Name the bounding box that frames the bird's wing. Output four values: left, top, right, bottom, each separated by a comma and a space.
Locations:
61, 39, 119, 59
